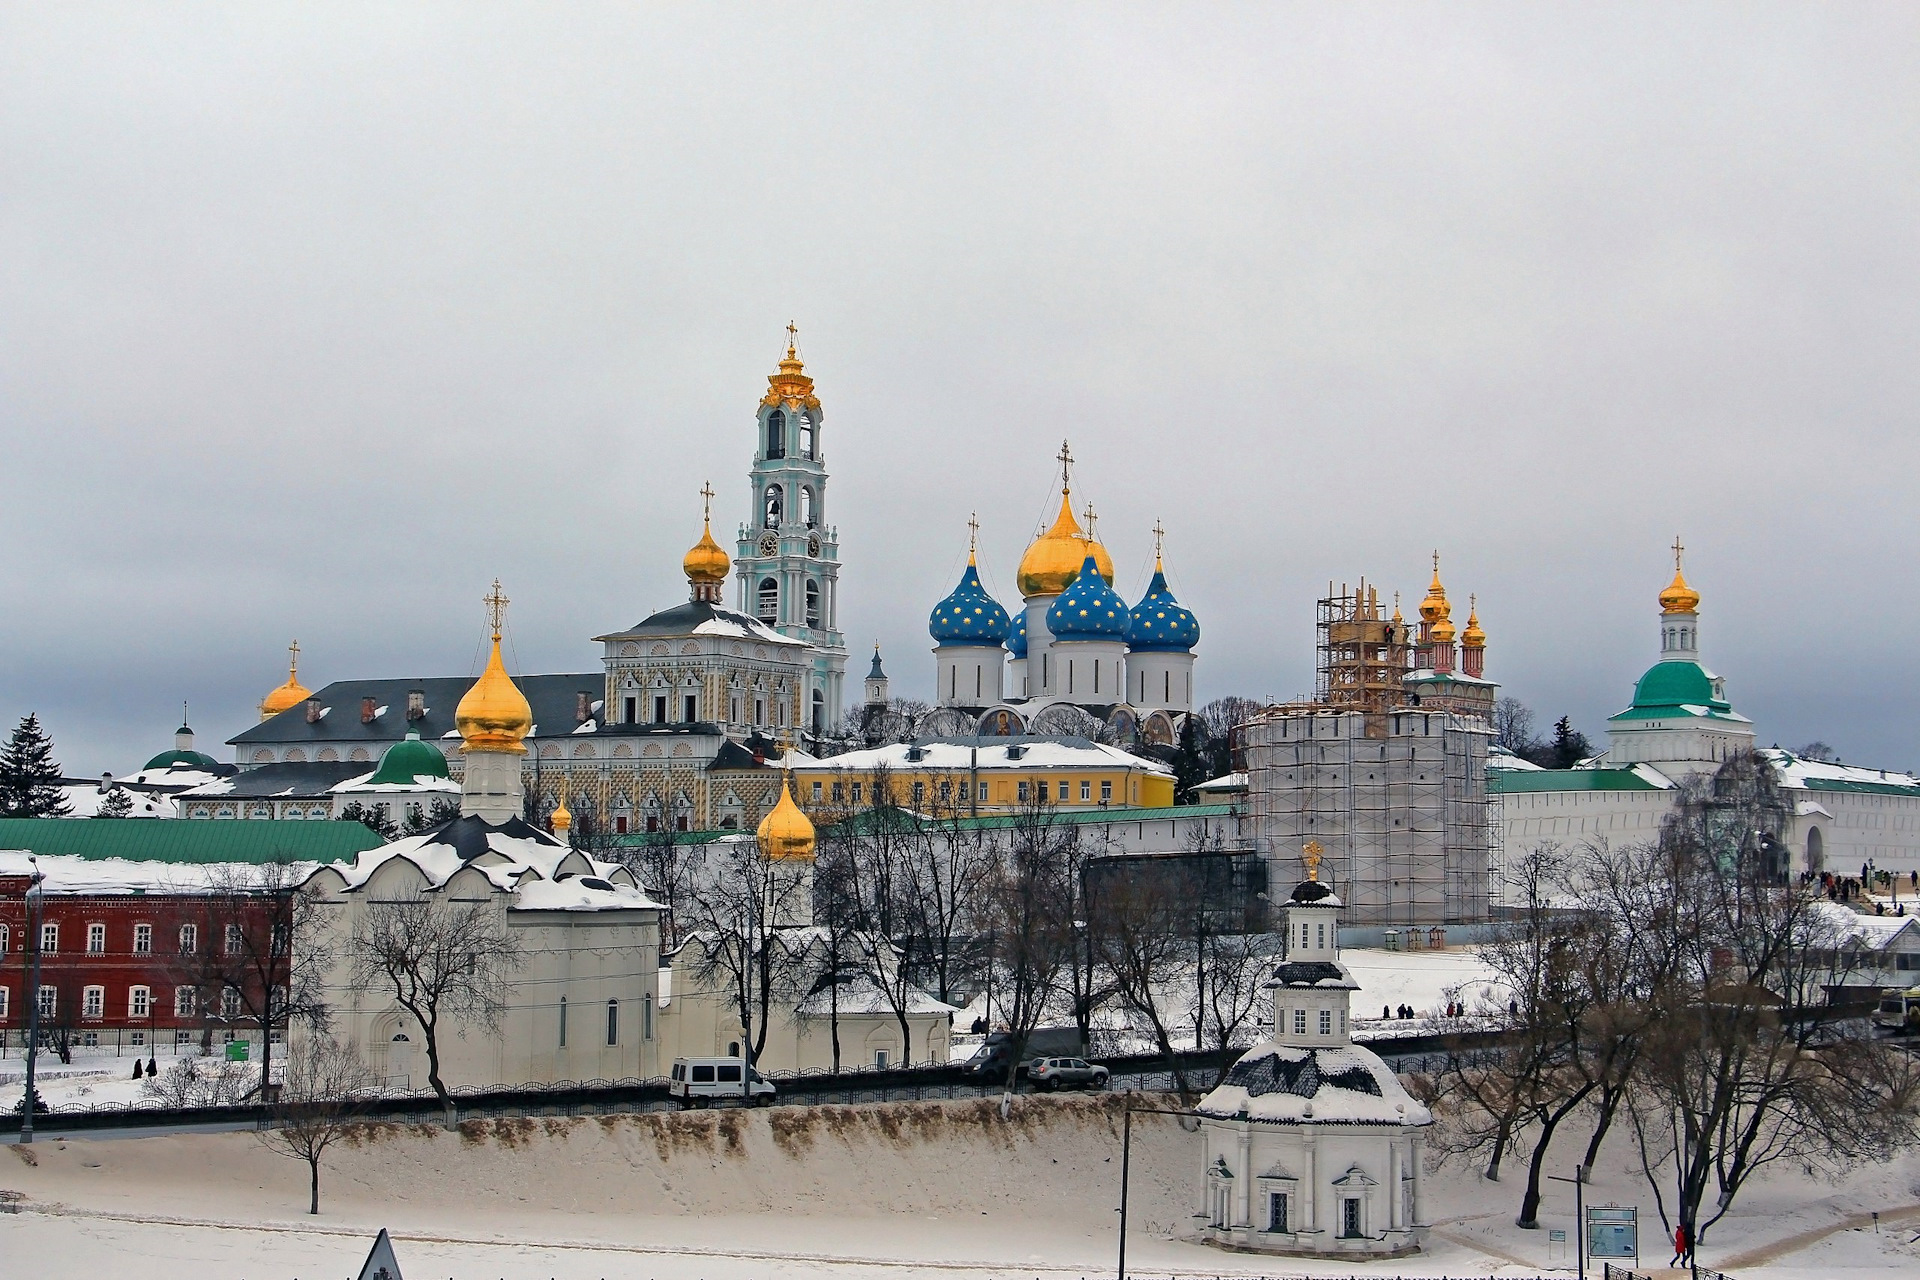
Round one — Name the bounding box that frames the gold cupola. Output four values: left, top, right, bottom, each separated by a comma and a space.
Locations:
1659, 536, 1701, 614
455, 580, 534, 754
762, 324, 821, 411
1461, 595, 1486, 648
259, 640, 312, 721
1417, 551, 1450, 624
550, 792, 572, 837
757, 773, 816, 861
684, 482, 730, 602
1016, 442, 1114, 597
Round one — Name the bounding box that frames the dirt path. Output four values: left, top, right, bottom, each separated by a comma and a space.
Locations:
1717, 1201, 1920, 1269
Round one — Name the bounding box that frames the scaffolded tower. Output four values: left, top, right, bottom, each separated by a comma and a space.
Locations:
1240, 577, 1492, 926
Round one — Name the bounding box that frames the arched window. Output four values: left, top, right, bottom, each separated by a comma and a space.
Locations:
805, 579, 820, 627
757, 577, 779, 622
1681, 627, 1691, 649
800, 413, 815, 459
763, 484, 783, 528
766, 410, 786, 459
812, 688, 825, 734
799, 486, 815, 528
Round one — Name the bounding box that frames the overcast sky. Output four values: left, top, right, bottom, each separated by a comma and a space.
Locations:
3, 4, 1917, 776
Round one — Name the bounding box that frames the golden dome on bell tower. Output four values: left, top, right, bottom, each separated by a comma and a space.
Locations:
761, 323, 821, 411
1461, 595, 1486, 648
259, 640, 312, 720
455, 580, 534, 754
1659, 536, 1701, 614
1417, 551, 1450, 624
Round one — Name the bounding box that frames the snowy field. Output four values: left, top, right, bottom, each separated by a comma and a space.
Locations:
5, 1092, 1919, 1279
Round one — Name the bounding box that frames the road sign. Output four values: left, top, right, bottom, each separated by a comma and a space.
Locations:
1587, 1205, 1638, 1260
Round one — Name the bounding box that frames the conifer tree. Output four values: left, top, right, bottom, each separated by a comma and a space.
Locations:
0, 713, 72, 817
95, 782, 136, 818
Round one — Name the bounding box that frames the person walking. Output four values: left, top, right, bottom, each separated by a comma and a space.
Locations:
1670, 1221, 1689, 1267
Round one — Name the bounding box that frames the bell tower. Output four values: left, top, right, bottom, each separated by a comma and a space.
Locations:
734, 326, 847, 741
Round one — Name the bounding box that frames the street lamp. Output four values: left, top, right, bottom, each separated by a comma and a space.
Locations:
20, 856, 46, 1144
1115, 1095, 1198, 1280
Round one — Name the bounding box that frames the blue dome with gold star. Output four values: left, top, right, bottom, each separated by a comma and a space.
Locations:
1009, 610, 1028, 658
1127, 564, 1200, 652
1046, 553, 1129, 641
929, 557, 1011, 647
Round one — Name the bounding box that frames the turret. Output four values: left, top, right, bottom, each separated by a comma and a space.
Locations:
455, 580, 533, 823
1271, 843, 1358, 1050
1125, 524, 1199, 713
928, 519, 1010, 708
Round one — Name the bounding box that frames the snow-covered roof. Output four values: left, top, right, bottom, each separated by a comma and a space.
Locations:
797, 976, 960, 1018
329, 772, 460, 796
1762, 749, 1920, 797
57, 782, 178, 818
1196, 1042, 1431, 1126
315, 815, 659, 914
1806, 900, 1920, 950
0, 851, 316, 894
1194, 772, 1247, 793
800, 736, 1174, 777
1485, 746, 1543, 773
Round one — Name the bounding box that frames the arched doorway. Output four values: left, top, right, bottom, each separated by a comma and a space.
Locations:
1806, 825, 1824, 874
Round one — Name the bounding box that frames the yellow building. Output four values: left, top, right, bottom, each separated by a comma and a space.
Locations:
789, 736, 1176, 815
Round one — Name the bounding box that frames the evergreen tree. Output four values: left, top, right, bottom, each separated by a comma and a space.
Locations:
337, 801, 397, 841
1169, 714, 1212, 803
94, 782, 136, 818
1545, 716, 1592, 770
0, 713, 72, 817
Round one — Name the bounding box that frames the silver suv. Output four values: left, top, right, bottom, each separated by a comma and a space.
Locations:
1027, 1056, 1109, 1091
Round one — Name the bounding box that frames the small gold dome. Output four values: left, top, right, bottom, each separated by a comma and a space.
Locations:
1461, 595, 1486, 648
1418, 552, 1450, 624
1660, 569, 1701, 614
457, 588, 533, 754
1016, 490, 1114, 597
550, 793, 572, 833
684, 518, 730, 585
259, 642, 312, 721
757, 774, 815, 862
1431, 614, 1458, 644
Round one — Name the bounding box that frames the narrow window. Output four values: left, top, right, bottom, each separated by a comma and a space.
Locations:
1343, 1198, 1362, 1238
87, 922, 105, 953
805, 580, 820, 627
763, 483, 784, 526
225, 923, 243, 955
653, 695, 668, 724
39, 987, 58, 1020
1037, 781, 1049, 803
851, 782, 863, 804
643, 991, 655, 1040
912, 781, 926, 807
1319, 1009, 1332, 1036
1017, 781, 1030, 803
757, 578, 779, 622
0, 988, 8, 1018
606, 999, 619, 1046
40, 923, 58, 954
130, 985, 151, 1019
83, 986, 104, 1018
1080, 780, 1091, 802
799, 486, 816, 528
624, 695, 638, 723
1101, 780, 1112, 803
559, 995, 568, 1048
179, 924, 198, 954
811, 780, 823, 802
766, 410, 785, 459
1292, 1008, 1306, 1035
1268, 1192, 1289, 1233
799, 413, 815, 458
222, 987, 243, 1018
174, 987, 196, 1016
684, 694, 698, 722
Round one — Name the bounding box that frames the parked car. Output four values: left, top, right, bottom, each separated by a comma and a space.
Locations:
959, 1028, 1086, 1084
1026, 1056, 1109, 1091
669, 1056, 776, 1106
1872, 986, 1920, 1033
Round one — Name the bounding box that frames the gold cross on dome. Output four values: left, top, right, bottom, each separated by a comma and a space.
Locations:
484, 579, 510, 640
1432, 550, 1440, 575
287, 639, 300, 674
1672, 535, 1685, 570
1082, 501, 1098, 541
1302, 839, 1324, 882
967, 511, 980, 552
785, 321, 799, 357
1152, 520, 1165, 561
700, 481, 715, 523
1056, 439, 1073, 491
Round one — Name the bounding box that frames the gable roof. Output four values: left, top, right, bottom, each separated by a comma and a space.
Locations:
0, 817, 385, 865
593, 601, 803, 647
230, 674, 606, 747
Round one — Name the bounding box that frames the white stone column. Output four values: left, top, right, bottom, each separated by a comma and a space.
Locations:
1389, 1140, 1402, 1229
1411, 1131, 1427, 1225
1302, 1131, 1318, 1237
1235, 1126, 1251, 1231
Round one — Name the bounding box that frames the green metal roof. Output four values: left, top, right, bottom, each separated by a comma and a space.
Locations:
0, 818, 386, 865
366, 733, 450, 786
1798, 776, 1920, 799
1609, 659, 1737, 723
141, 748, 222, 771
1489, 769, 1662, 794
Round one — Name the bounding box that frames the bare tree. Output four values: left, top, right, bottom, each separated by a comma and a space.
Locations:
1493, 697, 1538, 756
677, 833, 814, 1066
978, 790, 1077, 1079
172, 860, 334, 1102
1626, 751, 1920, 1246
1096, 871, 1196, 1096
256, 1033, 376, 1214
347, 896, 524, 1106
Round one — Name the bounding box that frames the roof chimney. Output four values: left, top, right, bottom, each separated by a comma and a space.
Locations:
361, 697, 378, 724
407, 690, 425, 721
577, 692, 592, 724
305, 698, 322, 724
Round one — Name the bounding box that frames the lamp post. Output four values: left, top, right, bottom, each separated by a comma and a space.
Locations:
1115, 1095, 1198, 1280
1547, 1166, 1586, 1280
20, 856, 46, 1144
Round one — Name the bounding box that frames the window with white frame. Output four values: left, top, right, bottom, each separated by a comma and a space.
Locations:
179, 923, 198, 954
175, 1029, 193, 1047
87, 922, 105, 953
1293, 1008, 1307, 1035
38, 986, 57, 1019
225, 924, 243, 955
175, 987, 197, 1016
133, 922, 152, 954
130, 1030, 145, 1046
40, 922, 58, 953
221, 987, 242, 1018
129, 986, 150, 1019
0, 923, 8, 952
83, 985, 104, 1018
0, 986, 8, 1018
1319, 1009, 1332, 1036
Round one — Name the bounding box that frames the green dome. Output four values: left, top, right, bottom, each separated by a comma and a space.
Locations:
1622, 660, 1730, 715
366, 732, 450, 786
142, 749, 221, 771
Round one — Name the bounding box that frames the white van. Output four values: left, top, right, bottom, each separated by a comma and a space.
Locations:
669, 1056, 776, 1106
1873, 986, 1920, 1033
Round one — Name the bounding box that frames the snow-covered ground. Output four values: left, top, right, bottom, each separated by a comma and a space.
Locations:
6, 1092, 1917, 1278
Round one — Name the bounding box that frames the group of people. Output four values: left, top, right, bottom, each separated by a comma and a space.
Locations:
1379, 1003, 1431, 1020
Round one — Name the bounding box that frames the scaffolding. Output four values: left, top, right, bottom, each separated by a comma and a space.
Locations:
1316, 580, 1413, 722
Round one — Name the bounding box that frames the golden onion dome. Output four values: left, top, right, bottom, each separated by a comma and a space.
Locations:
550, 793, 572, 834
1461, 595, 1486, 648
683, 517, 730, 585
757, 774, 816, 861
1417, 552, 1450, 624
1431, 614, 1457, 644
1016, 490, 1114, 598
457, 586, 533, 754
1660, 568, 1701, 614
259, 642, 312, 720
